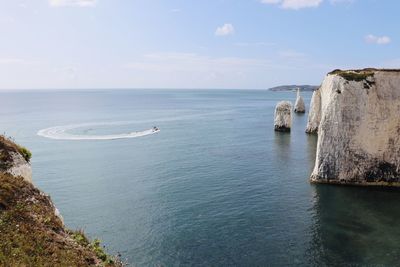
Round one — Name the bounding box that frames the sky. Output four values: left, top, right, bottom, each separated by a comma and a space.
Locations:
0, 0, 399, 89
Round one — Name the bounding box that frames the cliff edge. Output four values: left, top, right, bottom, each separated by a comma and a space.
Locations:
310, 69, 400, 186
0, 136, 32, 183
0, 136, 122, 266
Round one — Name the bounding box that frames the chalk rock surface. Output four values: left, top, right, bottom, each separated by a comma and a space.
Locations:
305, 89, 321, 134
6, 151, 32, 183
274, 101, 292, 132
310, 69, 400, 186
0, 136, 32, 183
294, 89, 305, 113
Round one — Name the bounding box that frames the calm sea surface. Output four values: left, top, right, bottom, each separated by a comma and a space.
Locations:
1, 89, 400, 266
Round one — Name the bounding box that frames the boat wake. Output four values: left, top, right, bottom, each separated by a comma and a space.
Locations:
37, 110, 233, 141
37, 123, 159, 140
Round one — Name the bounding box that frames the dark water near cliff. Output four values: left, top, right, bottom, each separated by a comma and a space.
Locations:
2, 89, 400, 266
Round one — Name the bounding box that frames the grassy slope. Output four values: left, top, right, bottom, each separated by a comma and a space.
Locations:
0, 136, 123, 266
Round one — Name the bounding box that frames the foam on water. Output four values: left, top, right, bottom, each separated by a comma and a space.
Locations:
37, 122, 159, 140
37, 110, 233, 141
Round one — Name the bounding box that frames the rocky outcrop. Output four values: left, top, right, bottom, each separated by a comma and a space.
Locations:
310, 69, 400, 186
6, 151, 32, 183
274, 101, 292, 132
0, 136, 32, 183
294, 89, 305, 113
0, 136, 122, 266
305, 89, 321, 134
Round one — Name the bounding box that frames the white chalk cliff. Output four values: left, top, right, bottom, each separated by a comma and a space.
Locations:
310, 69, 400, 186
294, 89, 305, 113
274, 101, 292, 132
305, 89, 321, 134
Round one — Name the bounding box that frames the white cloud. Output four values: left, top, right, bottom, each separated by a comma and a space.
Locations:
261, 0, 282, 4
234, 42, 275, 47
0, 58, 39, 65
49, 0, 97, 7
330, 0, 354, 4
260, 0, 322, 9
215, 23, 235, 36
18, 3, 28, 8
365, 34, 391, 45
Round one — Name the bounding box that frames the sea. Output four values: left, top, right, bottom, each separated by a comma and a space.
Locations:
2, 89, 400, 266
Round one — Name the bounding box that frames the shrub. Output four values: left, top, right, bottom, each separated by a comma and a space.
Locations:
0, 135, 32, 165
329, 69, 374, 82
17, 146, 32, 162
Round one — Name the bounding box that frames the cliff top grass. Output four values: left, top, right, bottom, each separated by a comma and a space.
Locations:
329, 68, 400, 82
0, 172, 123, 266
329, 69, 375, 82
0, 135, 31, 171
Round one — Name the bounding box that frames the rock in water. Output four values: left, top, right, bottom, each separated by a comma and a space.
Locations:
274, 101, 292, 132
305, 89, 321, 134
310, 69, 400, 186
294, 89, 305, 113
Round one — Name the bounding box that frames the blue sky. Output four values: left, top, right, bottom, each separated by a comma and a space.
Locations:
0, 0, 398, 89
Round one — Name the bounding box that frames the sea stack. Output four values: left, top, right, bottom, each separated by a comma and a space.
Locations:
305, 89, 321, 134
294, 88, 305, 113
310, 69, 400, 186
274, 101, 292, 132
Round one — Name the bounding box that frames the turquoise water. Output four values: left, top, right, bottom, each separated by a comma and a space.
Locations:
2, 89, 400, 266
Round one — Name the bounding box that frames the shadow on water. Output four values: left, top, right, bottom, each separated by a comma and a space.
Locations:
302, 132, 400, 266
273, 131, 291, 163
274, 131, 291, 144
294, 112, 307, 117
307, 184, 400, 266
306, 133, 318, 174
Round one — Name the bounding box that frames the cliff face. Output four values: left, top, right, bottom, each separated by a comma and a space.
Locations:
310, 69, 400, 186
305, 89, 321, 134
0, 136, 121, 266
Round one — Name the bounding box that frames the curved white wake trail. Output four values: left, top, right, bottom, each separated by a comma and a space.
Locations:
37, 110, 233, 141
37, 124, 159, 141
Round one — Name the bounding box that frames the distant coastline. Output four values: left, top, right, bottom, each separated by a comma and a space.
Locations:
267, 85, 318, 92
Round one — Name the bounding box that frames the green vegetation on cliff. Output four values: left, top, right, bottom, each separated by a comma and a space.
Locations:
0, 173, 123, 267
0, 136, 123, 266
329, 68, 400, 83
0, 135, 32, 171
329, 69, 375, 82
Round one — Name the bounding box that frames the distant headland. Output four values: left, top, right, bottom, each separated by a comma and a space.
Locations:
267, 85, 319, 92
